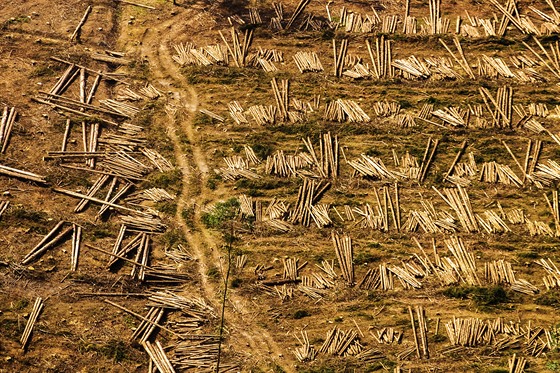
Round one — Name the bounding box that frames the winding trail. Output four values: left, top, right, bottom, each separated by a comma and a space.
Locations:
129, 7, 295, 372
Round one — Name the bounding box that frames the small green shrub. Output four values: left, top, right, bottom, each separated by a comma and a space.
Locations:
201, 198, 239, 229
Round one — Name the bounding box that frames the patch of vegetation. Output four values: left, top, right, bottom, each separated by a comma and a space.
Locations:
155, 201, 177, 215
206, 174, 221, 190
206, 266, 220, 279
2, 15, 30, 29
82, 340, 129, 363
142, 169, 183, 194
235, 178, 292, 191
354, 251, 380, 265
201, 198, 240, 229
193, 111, 214, 126
8, 207, 48, 223
536, 291, 560, 308
547, 361, 560, 371
160, 228, 186, 248
29, 65, 57, 78
293, 310, 310, 319
0, 319, 21, 339
91, 227, 113, 239
443, 285, 509, 306
13, 298, 29, 310
181, 206, 195, 229
517, 251, 539, 260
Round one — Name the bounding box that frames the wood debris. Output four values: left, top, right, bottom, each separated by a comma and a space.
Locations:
409, 306, 429, 359
22, 221, 73, 265
20, 297, 44, 351
294, 331, 317, 362
319, 327, 364, 356
509, 354, 527, 373
0, 106, 17, 153
332, 232, 354, 285
143, 340, 176, 373
293, 51, 323, 73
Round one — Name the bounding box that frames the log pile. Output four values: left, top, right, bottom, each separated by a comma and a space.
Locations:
0, 106, 17, 153
476, 210, 511, 234
444, 236, 480, 285
372, 101, 400, 117
227, 101, 248, 124
480, 161, 523, 187
536, 258, 560, 289
319, 327, 364, 357
219, 27, 254, 67
0, 200, 9, 218
408, 306, 430, 359
371, 328, 402, 344
294, 331, 317, 362
20, 297, 44, 351
432, 107, 469, 127
485, 260, 516, 285
445, 317, 490, 347
22, 221, 73, 265
358, 264, 394, 290
526, 219, 555, 237
352, 185, 401, 232
265, 150, 313, 178
289, 179, 330, 226
143, 341, 176, 373
324, 99, 370, 122
332, 232, 354, 285
479, 86, 513, 128
509, 354, 527, 373
347, 155, 400, 180
393, 56, 431, 79
172, 338, 225, 371
217, 155, 260, 181
426, 0, 449, 34
444, 316, 550, 357
293, 51, 324, 73
366, 36, 393, 79
246, 104, 277, 125
332, 39, 348, 78
283, 257, 305, 281
302, 132, 339, 179
172, 42, 228, 66
434, 186, 479, 233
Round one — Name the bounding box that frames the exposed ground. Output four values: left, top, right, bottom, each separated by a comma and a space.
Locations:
2, 0, 560, 372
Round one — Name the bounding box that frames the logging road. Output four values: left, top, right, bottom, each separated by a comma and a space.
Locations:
130, 5, 295, 372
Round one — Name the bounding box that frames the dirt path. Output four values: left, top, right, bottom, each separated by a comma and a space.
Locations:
125, 7, 295, 372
